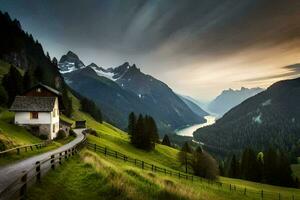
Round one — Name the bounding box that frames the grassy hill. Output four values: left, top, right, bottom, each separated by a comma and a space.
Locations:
26, 95, 300, 200
0, 108, 74, 165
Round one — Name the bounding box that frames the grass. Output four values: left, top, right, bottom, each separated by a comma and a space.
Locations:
26, 94, 300, 199
0, 108, 75, 166
28, 150, 248, 200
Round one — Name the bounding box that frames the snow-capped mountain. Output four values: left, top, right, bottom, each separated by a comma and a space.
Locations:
59, 51, 205, 133
58, 51, 85, 73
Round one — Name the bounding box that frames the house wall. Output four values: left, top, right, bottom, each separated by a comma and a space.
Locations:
15, 112, 51, 124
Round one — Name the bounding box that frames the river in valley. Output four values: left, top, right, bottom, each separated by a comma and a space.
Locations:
175, 115, 216, 137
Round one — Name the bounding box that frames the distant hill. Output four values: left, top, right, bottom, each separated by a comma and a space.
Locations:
194, 77, 300, 153
208, 87, 264, 116
178, 95, 208, 117
60, 53, 204, 133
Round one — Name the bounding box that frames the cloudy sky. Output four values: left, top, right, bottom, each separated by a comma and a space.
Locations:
1, 0, 300, 101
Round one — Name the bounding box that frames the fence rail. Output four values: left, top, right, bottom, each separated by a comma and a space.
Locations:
86, 142, 299, 200
0, 140, 52, 156
0, 138, 87, 200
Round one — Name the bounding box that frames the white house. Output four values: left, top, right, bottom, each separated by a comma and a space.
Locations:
9, 84, 63, 140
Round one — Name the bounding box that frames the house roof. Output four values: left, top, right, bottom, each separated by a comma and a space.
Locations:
23, 83, 61, 96
9, 96, 57, 112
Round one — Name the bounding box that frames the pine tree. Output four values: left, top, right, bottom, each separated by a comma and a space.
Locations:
128, 112, 136, 136
2, 65, 23, 105
228, 154, 240, 178
0, 85, 8, 106
162, 135, 171, 146
23, 70, 36, 91
135, 114, 144, 148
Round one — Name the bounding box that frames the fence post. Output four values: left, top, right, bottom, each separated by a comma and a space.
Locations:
278, 193, 281, 200
59, 153, 62, 165
20, 172, 27, 199
261, 190, 263, 199
17, 148, 20, 155
151, 164, 154, 171
94, 143, 97, 151
164, 169, 166, 175
104, 147, 107, 156
115, 151, 117, 158
51, 155, 55, 169
36, 161, 41, 182
30, 146, 33, 151
25, 147, 27, 152
244, 188, 246, 195
142, 161, 144, 169
65, 150, 68, 160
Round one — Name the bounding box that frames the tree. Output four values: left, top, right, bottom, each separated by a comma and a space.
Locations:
129, 113, 159, 151
240, 148, 260, 181
23, 70, 36, 91
0, 85, 8, 106
80, 97, 102, 123
190, 147, 219, 180
2, 65, 23, 105
128, 112, 136, 136
178, 142, 192, 173
162, 135, 171, 146
228, 154, 240, 178
52, 57, 58, 67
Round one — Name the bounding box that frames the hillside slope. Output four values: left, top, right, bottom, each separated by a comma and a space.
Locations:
194, 77, 300, 153
26, 97, 300, 200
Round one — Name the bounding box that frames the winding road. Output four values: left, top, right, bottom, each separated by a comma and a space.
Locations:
0, 128, 85, 194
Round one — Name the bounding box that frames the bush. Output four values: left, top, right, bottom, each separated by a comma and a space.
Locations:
56, 130, 67, 140
83, 128, 98, 136
69, 129, 76, 137
0, 140, 6, 151
39, 134, 48, 140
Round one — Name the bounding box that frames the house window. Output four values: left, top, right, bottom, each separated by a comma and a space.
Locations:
30, 112, 38, 119
37, 88, 41, 93
53, 124, 55, 133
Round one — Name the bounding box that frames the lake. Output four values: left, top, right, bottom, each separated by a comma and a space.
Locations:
175, 115, 216, 137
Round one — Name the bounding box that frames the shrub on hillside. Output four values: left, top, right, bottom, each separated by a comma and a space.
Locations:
0, 140, 6, 151
190, 147, 219, 180
69, 128, 76, 137
56, 130, 67, 140
39, 134, 48, 140
83, 128, 98, 136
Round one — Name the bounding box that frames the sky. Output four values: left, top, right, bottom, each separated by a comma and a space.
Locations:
1, 0, 300, 101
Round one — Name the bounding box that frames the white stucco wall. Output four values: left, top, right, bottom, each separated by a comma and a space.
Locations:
15, 112, 51, 124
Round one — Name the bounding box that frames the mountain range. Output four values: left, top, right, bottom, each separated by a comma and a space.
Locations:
194, 77, 300, 153
208, 87, 264, 116
59, 51, 206, 133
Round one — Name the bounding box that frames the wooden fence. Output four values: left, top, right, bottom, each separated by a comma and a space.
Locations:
0, 138, 87, 200
86, 142, 299, 200
0, 141, 52, 157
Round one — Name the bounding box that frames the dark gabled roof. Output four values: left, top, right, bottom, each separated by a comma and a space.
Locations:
9, 96, 56, 112
23, 83, 61, 96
